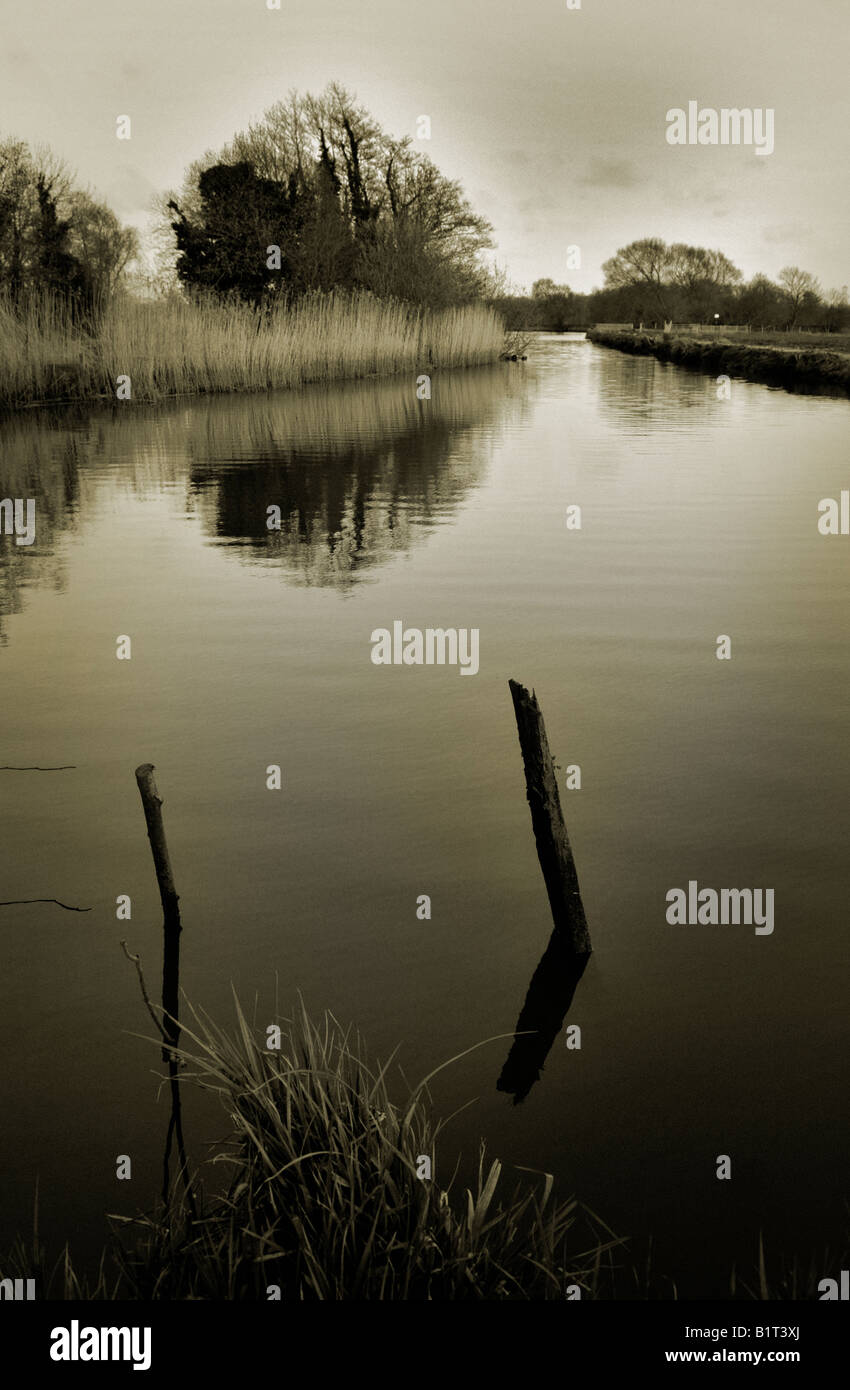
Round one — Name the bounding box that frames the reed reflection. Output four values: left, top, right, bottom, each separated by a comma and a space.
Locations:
0, 363, 529, 633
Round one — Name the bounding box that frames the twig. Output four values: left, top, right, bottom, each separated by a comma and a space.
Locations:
120, 940, 168, 1043
0, 898, 91, 912
0, 765, 76, 771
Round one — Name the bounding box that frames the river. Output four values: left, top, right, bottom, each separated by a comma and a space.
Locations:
1, 333, 847, 1297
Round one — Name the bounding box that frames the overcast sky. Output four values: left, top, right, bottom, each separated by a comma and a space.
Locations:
2, 0, 846, 293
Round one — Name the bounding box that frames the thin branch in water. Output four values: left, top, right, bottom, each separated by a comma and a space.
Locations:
120, 941, 196, 1220
0, 898, 91, 912
0, 765, 76, 771
120, 940, 168, 1043
163, 1062, 197, 1221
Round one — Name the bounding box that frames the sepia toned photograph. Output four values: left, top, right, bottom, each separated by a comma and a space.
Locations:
1, 0, 847, 1363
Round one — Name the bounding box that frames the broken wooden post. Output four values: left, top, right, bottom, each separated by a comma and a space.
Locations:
508, 680, 592, 956
135, 763, 182, 1054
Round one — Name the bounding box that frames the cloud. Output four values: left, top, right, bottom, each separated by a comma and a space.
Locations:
762, 222, 812, 244
501, 148, 537, 169
578, 157, 639, 188
515, 194, 561, 216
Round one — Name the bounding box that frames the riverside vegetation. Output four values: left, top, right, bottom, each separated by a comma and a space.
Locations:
0, 87, 509, 411
587, 327, 850, 395
0, 289, 505, 409
3, 996, 623, 1300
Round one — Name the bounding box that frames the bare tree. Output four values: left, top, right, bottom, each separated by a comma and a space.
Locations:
778, 266, 822, 327
0, 137, 135, 307
667, 244, 741, 290
601, 237, 672, 319
67, 191, 138, 307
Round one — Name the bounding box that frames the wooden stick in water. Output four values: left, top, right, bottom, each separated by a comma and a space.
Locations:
134, 763, 182, 1053
508, 680, 592, 956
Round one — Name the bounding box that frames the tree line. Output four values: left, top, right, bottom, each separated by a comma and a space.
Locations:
2, 105, 845, 336
494, 239, 849, 333
1, 85, 497, 318
0, 138, 138, 316
163, 83, 495, 308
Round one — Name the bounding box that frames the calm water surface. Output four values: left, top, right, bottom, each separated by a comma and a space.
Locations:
1, 335, 847, 1295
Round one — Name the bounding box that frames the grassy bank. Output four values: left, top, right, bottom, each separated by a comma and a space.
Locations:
4, 997, 619, 1300
0, 290, 506, 410
587, 328, 850, 395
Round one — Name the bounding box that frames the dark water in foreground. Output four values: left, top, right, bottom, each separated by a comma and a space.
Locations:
1, 334, 847, 1297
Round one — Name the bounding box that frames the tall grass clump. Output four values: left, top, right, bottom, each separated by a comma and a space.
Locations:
0, 291, 90, 406
5, 996, 620, 1300
0, 289, 505, 410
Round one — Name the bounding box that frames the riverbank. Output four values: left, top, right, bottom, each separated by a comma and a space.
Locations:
0, 291, 506, 410
587, 328, 850, 395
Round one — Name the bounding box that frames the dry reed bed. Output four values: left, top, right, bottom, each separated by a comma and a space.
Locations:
0, 291, 506, 409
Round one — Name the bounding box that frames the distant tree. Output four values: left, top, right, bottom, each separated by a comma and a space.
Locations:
489, 294, 535, 329
66, 192, 139, 310
777, 266, 822, 327
823, 286, 850, 333
735, 274, 784, 328
665, 243, 742, 320
531, 277, 570, 299
0, 136, 135, 311
601, 238, 746, 323
601, 238, 671, 321
667, 245, 741, 291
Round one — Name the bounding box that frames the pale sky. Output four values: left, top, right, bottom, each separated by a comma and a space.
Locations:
1, 0, 846, 293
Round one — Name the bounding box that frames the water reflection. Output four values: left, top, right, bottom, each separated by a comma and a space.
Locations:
590, 347, 715, 431
186, 369, 527, 589
0, 415, 83, 643
0, 365, 530, 630
497, 938, 589, 1104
